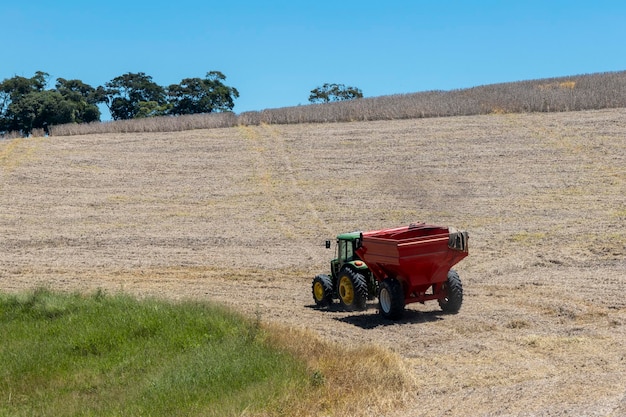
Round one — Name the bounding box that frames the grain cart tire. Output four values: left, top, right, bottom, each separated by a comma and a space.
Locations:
312, 274, 333, 307
337, 268, 367, 311
438, 270, 463, 313
378, 278, 405, 320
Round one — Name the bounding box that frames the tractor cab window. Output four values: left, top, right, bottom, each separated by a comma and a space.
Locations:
338, 239, 355, 262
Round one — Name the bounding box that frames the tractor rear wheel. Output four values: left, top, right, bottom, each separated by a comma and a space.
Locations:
337, 268, 367, 311
438, 270, 463, 313
378, 278, 405, 320
312, 274, 333, 307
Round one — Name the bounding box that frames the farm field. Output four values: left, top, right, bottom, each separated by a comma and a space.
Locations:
1, 109, 625, 416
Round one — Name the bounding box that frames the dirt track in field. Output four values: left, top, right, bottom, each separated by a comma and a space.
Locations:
1, 109, 625, 416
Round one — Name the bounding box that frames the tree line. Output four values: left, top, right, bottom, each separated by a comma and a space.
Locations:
0, 70, 364, 137
13, 69, 623, 139
0, 71, 240, 136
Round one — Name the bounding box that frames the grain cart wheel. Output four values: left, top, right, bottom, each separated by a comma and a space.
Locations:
378, 278, 405, 320
337, 268, 367, 311
312, 274, 333, 307
438, 270, 463, 313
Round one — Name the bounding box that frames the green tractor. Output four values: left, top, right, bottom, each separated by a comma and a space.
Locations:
311, 231, 376, 311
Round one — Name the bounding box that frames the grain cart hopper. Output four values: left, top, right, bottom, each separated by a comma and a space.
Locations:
312, 222, 469, 319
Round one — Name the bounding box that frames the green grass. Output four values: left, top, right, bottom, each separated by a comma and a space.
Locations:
0, 288, 308, 417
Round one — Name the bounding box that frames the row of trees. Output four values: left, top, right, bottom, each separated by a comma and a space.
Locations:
10, 71, 626, 138
105, 71, 239, 120
1, 71, 365, 136
0, 71, 241, 136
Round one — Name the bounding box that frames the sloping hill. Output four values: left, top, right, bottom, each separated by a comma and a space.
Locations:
1, 109, 625, 416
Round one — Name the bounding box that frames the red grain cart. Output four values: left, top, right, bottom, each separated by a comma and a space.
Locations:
312, 222, 469, 319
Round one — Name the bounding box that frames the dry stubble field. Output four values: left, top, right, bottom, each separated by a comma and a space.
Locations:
1, 109, 625, 416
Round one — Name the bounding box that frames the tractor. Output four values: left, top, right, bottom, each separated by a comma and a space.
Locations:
312, 222, 469, 320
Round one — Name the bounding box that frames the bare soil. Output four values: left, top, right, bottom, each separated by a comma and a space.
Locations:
1, 109, 625, 416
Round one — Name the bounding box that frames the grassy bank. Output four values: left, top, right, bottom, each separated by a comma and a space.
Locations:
0, 288, 415, 417
0, 288, 308, 416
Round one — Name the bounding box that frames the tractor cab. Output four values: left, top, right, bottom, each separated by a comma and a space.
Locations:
327, 231, 363, 279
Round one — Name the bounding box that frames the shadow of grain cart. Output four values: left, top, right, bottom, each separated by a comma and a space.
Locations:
312, 222, 469, 320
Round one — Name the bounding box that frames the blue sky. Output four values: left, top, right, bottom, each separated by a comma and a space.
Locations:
3, 1, 626, 117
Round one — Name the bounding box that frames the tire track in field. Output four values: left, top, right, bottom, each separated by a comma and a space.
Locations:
0, 137, 41, 173
258, 123, 335, 235
237, 124, 331, 260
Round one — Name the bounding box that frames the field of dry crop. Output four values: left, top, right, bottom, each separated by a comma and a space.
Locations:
1, 109, 625, 416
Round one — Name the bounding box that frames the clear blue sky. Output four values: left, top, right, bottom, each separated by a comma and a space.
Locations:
3, 1, 626, 117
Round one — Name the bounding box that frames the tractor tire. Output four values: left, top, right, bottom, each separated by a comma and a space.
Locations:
312, 274, 333, 307
438, 270, 463, 313
337, 268, 368, 311
378, 278, 405, 320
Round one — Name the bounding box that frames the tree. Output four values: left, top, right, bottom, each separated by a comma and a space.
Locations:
55, 78, 105, 123
1, 72, 49, 117
167, 71, 239, 115
104, 72, 168, 120
0, 72, 105, 136
4, 91, 74, 134
309, 83, 363, 103
135, 101, 172, 118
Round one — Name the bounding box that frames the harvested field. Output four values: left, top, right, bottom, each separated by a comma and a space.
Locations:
1, 109, 625, 416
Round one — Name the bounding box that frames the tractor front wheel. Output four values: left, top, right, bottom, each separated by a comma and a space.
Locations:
438, 270, 463, 313
378, 278, 405, 320
337, 269, 367, 311
312, 274, 333, 307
